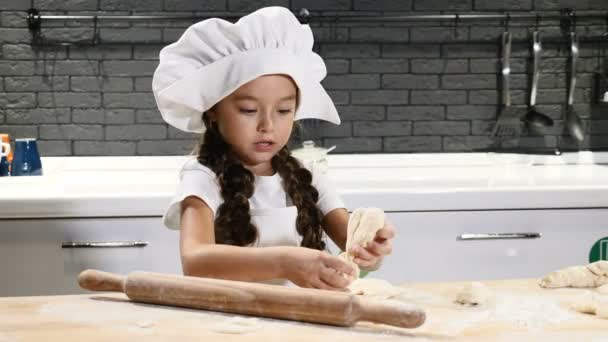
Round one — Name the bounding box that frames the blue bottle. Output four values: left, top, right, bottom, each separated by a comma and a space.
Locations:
12, 138, 42, 176
0, 140, 10, 176
0, 156, 9, 176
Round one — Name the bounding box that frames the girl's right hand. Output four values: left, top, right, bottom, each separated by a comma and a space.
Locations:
281, 247, 356, 291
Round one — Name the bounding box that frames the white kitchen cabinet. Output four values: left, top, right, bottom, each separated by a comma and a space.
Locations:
369, 209, 607, 284
2, 209, 606, 296
0, 217, 181, 297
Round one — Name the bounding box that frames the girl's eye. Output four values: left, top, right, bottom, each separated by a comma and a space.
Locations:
278, 109, 293, 114
239, 108, 257, 114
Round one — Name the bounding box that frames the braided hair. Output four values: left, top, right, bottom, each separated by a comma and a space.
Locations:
197, 113, 326, 250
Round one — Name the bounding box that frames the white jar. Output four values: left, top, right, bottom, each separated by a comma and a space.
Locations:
290, 140, 335, 175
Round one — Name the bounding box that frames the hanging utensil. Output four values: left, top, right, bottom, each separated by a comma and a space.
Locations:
565, 30, 585, 142
492, 31, 523, 138
524, 30, 554, 128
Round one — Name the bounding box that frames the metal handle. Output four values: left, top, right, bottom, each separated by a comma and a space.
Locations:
457, 233, 541, 240
530, 31, 542, 106
568, 31, 578, 106
61, 241, 149, 248
502, 31, 512, 107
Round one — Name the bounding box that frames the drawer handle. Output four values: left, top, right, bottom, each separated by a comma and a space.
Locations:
457, 233, 541, 240
61, 241, 149, 248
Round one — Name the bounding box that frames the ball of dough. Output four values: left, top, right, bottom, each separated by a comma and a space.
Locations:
455, 282, 493, 306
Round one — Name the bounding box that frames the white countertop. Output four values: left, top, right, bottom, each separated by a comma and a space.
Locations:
2, 152, 608, 218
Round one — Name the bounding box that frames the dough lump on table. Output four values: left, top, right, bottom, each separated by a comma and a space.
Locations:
568, 291, 608, 319
597, 284, 608, 295
454, 282, 493, 306
569, 291, 597, 314
347, 278, 402, 299
338, 207, 385, 280
539, 261, 608, 288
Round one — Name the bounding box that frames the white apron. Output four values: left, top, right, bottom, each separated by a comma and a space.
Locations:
249, 196, 301, 287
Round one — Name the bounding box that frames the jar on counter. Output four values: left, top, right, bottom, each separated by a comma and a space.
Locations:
290, 140, 336, 175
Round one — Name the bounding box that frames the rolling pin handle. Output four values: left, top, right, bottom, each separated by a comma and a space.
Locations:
354, 298, 426, 329
78, 269, 125, 293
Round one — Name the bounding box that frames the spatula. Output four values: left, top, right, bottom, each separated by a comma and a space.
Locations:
492, 31, 524, 138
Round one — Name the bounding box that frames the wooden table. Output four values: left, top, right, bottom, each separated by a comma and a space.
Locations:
1, 279, 607, 341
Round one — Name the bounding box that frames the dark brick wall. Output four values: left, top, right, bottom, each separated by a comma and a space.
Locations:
1, 0, 608, 155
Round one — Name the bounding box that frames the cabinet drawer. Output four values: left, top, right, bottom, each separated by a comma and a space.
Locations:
371, 209, 607, 283
0, 217, 181, 296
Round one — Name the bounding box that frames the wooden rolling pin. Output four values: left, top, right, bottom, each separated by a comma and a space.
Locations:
78, 269, 425, 329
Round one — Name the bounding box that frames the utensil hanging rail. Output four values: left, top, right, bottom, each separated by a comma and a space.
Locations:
26, 8, 608, 46
25, 8, 608, 24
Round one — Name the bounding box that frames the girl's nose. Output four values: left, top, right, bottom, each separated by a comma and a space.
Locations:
258, 113, 274, 132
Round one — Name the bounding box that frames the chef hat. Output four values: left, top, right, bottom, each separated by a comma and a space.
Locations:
152, 6, 341, 133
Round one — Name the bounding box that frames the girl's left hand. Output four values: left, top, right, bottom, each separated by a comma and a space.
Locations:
350, 219, 395, 270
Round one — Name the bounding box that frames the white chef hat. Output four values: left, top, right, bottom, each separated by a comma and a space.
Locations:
152, 6, 341, 133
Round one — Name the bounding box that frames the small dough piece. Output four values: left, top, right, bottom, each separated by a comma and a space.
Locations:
596, 302, 608, 319
347, 278, 402, 299
568, 291, 608, 319
569, 291, 597, 315
455, 282, 493, 306
597, 284, 608, 295
340, 207, 385, 279
596, 295, 608, 319
539, 261, 608, 288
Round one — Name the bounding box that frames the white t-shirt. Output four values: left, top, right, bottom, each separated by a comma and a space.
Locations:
163, 157, 346, 247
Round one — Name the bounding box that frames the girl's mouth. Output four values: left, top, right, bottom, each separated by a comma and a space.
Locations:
254, 141, 274, 152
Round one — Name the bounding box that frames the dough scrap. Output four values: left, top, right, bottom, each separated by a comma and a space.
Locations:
597, 284, 608, 295
568, 291, 608, 320
347, 278, 402, 299
339, 207, 385, 279
539, 261, 608, 288
455, 282, 493, 306
596, 302, 608, 319
569, 291, 597, 314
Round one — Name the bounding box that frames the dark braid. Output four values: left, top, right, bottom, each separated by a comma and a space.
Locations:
197, 114, 257, 246
197, 113, 326, 250
273, 148, 326, 250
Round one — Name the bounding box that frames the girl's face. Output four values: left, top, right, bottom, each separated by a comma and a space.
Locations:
208, 74, 297, 175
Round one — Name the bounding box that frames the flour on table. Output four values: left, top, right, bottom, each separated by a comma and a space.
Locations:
208, 316, 262, 334
539, 261, 608, 288
490, 293, 577, 331
0, 332, 18, 342
347, 278, 401, 299
454, 282, 493, 306
135, 320, 155, 328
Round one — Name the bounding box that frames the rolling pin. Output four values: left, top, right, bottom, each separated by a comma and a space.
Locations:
78, 269, 425, 329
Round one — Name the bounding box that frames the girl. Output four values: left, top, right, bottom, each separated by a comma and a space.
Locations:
153, 7, 395, 291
